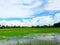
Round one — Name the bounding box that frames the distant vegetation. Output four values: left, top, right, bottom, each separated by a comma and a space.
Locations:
0, 22, 60, 28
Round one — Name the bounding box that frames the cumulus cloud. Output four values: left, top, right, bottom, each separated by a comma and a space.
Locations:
54, 13, 60, 23
0, 20, 24, 26
0, 0, 45, 18
0, 16, 54, 26
31, 16, 53, 26
44, 0, 60, 10
0, 0, 60, 26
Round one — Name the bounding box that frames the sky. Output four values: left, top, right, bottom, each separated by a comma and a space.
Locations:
0, 0, 60, 26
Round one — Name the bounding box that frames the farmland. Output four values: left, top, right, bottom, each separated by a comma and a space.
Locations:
0, 28, 60, 45
0, 28, 60, 37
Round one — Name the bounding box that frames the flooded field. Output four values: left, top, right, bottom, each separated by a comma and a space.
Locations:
0, 33, 60, 45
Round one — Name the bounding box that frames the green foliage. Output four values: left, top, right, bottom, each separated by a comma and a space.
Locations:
53, 22, 60, 27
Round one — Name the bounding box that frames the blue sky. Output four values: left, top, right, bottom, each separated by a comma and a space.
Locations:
0, 0, 60, 26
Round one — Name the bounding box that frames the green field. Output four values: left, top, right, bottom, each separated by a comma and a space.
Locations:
0, 28, 60, 37
0, 28, 60, 45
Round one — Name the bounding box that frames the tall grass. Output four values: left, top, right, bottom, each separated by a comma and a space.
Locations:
13, 41, 59, 45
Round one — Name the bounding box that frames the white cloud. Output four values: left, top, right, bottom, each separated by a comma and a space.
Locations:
21, 0, 34, 4
44, 0, 60, 10
0, 20, 21, 26
0, 16, 54, 26
31, 16, 53, 26
0, 0, 44, 18
0, 0, 60, 26
54, 13, 60, 23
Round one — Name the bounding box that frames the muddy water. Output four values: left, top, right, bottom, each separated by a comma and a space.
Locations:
0, 33, 60, 45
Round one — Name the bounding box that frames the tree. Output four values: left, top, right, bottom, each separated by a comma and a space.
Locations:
53, 22, 60, 27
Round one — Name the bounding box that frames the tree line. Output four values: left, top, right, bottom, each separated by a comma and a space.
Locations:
0, 22, 60, 28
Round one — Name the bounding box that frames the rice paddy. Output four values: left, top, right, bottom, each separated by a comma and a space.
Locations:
0, 28, 60, 45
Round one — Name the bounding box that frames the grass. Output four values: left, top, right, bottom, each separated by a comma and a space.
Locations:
0, 28, 60, 36
17, 41, 58, 45
0, 28, 60, 45
7, 40, 59, 45
0, 27, 60, 39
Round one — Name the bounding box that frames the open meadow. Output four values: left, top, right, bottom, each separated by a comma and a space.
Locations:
0, 28, 60, 45
0, 28, 60, 38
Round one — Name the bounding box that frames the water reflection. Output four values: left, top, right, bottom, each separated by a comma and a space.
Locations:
0, 33, 60, 45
